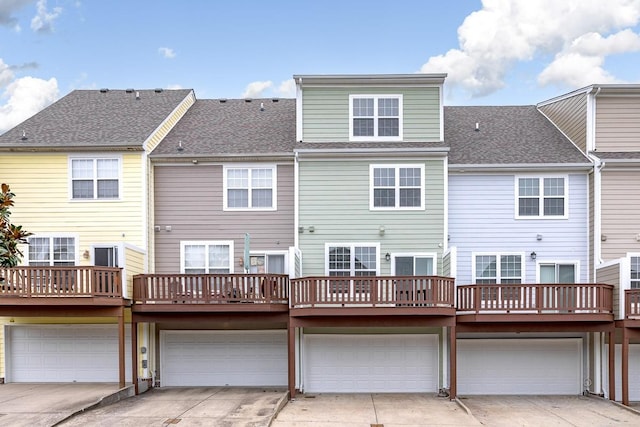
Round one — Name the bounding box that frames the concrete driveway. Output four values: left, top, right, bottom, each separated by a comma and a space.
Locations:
459, 395, 640, 426
58, 387, 287, 426
272, 393, 481, 427
0, 383, 128, 427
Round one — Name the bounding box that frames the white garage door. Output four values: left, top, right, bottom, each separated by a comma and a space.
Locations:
609, 344, 640, 401
457, 339, 582, 395
7, 324, 132, 383
160, 330, 287, 387
303, 334, 439, 393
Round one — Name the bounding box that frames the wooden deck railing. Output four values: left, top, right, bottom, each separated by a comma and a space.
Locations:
132, 273, 289, 304
0, 266, 123, 298
625, 289, 640, 318
457, 283, 613, 314
290, 276, 455, 308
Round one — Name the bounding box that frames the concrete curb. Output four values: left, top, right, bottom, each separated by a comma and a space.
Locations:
454, 397, 474, 416
268, 390, 291, 426
52, 385, 135, 426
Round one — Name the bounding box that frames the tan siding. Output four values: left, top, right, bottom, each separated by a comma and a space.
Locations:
595, 96, 640, 151
153, 163, 295, 273
539, 93, 588, 152
600, 170, 640, 261
596, 263, 621, 319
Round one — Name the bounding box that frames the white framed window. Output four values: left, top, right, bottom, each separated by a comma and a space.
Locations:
370, 164, 424, 210
516, 176, 568, 218
631, 256, 640, 289
180, 241, 234, 274
249, 252, 287, 274
28, 236, 77, 266
326, 243, 380, 276
223, 165, 277, 210
391, 253, 435, 276
538, 262, 577, 284
349, 94, 403, 141
70, 157, 121, 200
473, 253, 523, 284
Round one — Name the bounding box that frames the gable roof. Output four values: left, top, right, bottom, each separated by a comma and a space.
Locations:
150, 98, 296, 158
0, 89, 193, 151
445, 106, 590, 167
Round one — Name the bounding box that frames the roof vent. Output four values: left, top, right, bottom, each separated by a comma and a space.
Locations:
475, 122, 480, 131
136, 91, 140, 100
177, 141, 184, 152
125, 88, 134, 93
260, 102, 265, 111
219, 99, 227, 103
244, 99, 252, 103
99, 88, 109, 93
21, 130, 27, 141
272, 98, 279, 102
154, 88, 163, 93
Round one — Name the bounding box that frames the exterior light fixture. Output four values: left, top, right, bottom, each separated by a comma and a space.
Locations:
385, 253, 391, 262
379, 225, 385, 236
530, 252, 537, 260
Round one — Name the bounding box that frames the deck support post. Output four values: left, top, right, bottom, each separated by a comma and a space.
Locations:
118, 306, 125, 389
288, 319, 296, 399
622, 326, 629, 405
132, 319, 139, 394
449, 324, 456, 400
608, 329, 615, 401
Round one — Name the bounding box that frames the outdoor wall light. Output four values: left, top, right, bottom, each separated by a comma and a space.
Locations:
385, 253, 391, 261
379, 225, 385, 236
308, 226, 315, 233
530, 251, 537, 260
536, 234, 543, 241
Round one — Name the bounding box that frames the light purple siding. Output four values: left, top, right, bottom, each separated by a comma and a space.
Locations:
449, 173, 589, 284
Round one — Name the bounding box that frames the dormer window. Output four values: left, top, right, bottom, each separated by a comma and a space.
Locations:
349, 95, 402, 141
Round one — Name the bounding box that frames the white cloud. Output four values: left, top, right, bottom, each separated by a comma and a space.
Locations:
0, 58, 59, 134
241, 80, 273, 98
0, 0, 31, 28
30, 0, 62, 33
276, 79, 296, 98
158, 47, 176, 59
166, 84, 183, 90
420, 0, 640, 98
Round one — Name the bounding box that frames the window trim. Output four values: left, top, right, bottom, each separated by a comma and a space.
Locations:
324, 242, 380, 276
26, 234, 78, 266
179, 240, 235, 274
514, 175, 569, 219
223, 164, 277, 211
369, 164, 425, 210
249, 250, 289, 274
629, 254, 640, 289
472, 252, 525, 284
349, 94, 403, 142
390, 252, 437, 276
535, 260, 579, 283
68, 155, 122, 201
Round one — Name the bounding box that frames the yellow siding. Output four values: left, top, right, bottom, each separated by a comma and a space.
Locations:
1, 152, 146, 262
125, 245, 146, 297
144, 91, 195, 153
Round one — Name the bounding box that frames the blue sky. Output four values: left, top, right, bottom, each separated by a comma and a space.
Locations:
1, 0, 640, 133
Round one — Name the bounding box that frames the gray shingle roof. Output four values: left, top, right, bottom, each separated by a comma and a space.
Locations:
151, 98, 296, 157
445, 106, 590, 165
0, 89, 193, 150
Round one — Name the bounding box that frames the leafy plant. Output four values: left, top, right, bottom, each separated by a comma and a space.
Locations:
0, 183, 32, 268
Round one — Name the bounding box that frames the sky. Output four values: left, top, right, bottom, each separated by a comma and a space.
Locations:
1, 0, 640, 134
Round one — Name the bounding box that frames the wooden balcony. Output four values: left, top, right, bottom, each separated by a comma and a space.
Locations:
132, 273, 289, 313
0, 266, 125, 306
625, 289, 640, 319
457, 283, 614, 323
290, 276, 456, 316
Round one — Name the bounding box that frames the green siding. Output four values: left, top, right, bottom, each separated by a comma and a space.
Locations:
298, 159, 446, 275
302, 87, 441, 142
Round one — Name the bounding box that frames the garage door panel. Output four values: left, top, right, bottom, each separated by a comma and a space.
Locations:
304, 334, 438, 393
458, 339, 582, 395
609, 344, 640, 401
161, 330, 287, 387
7, 325, 131, 383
